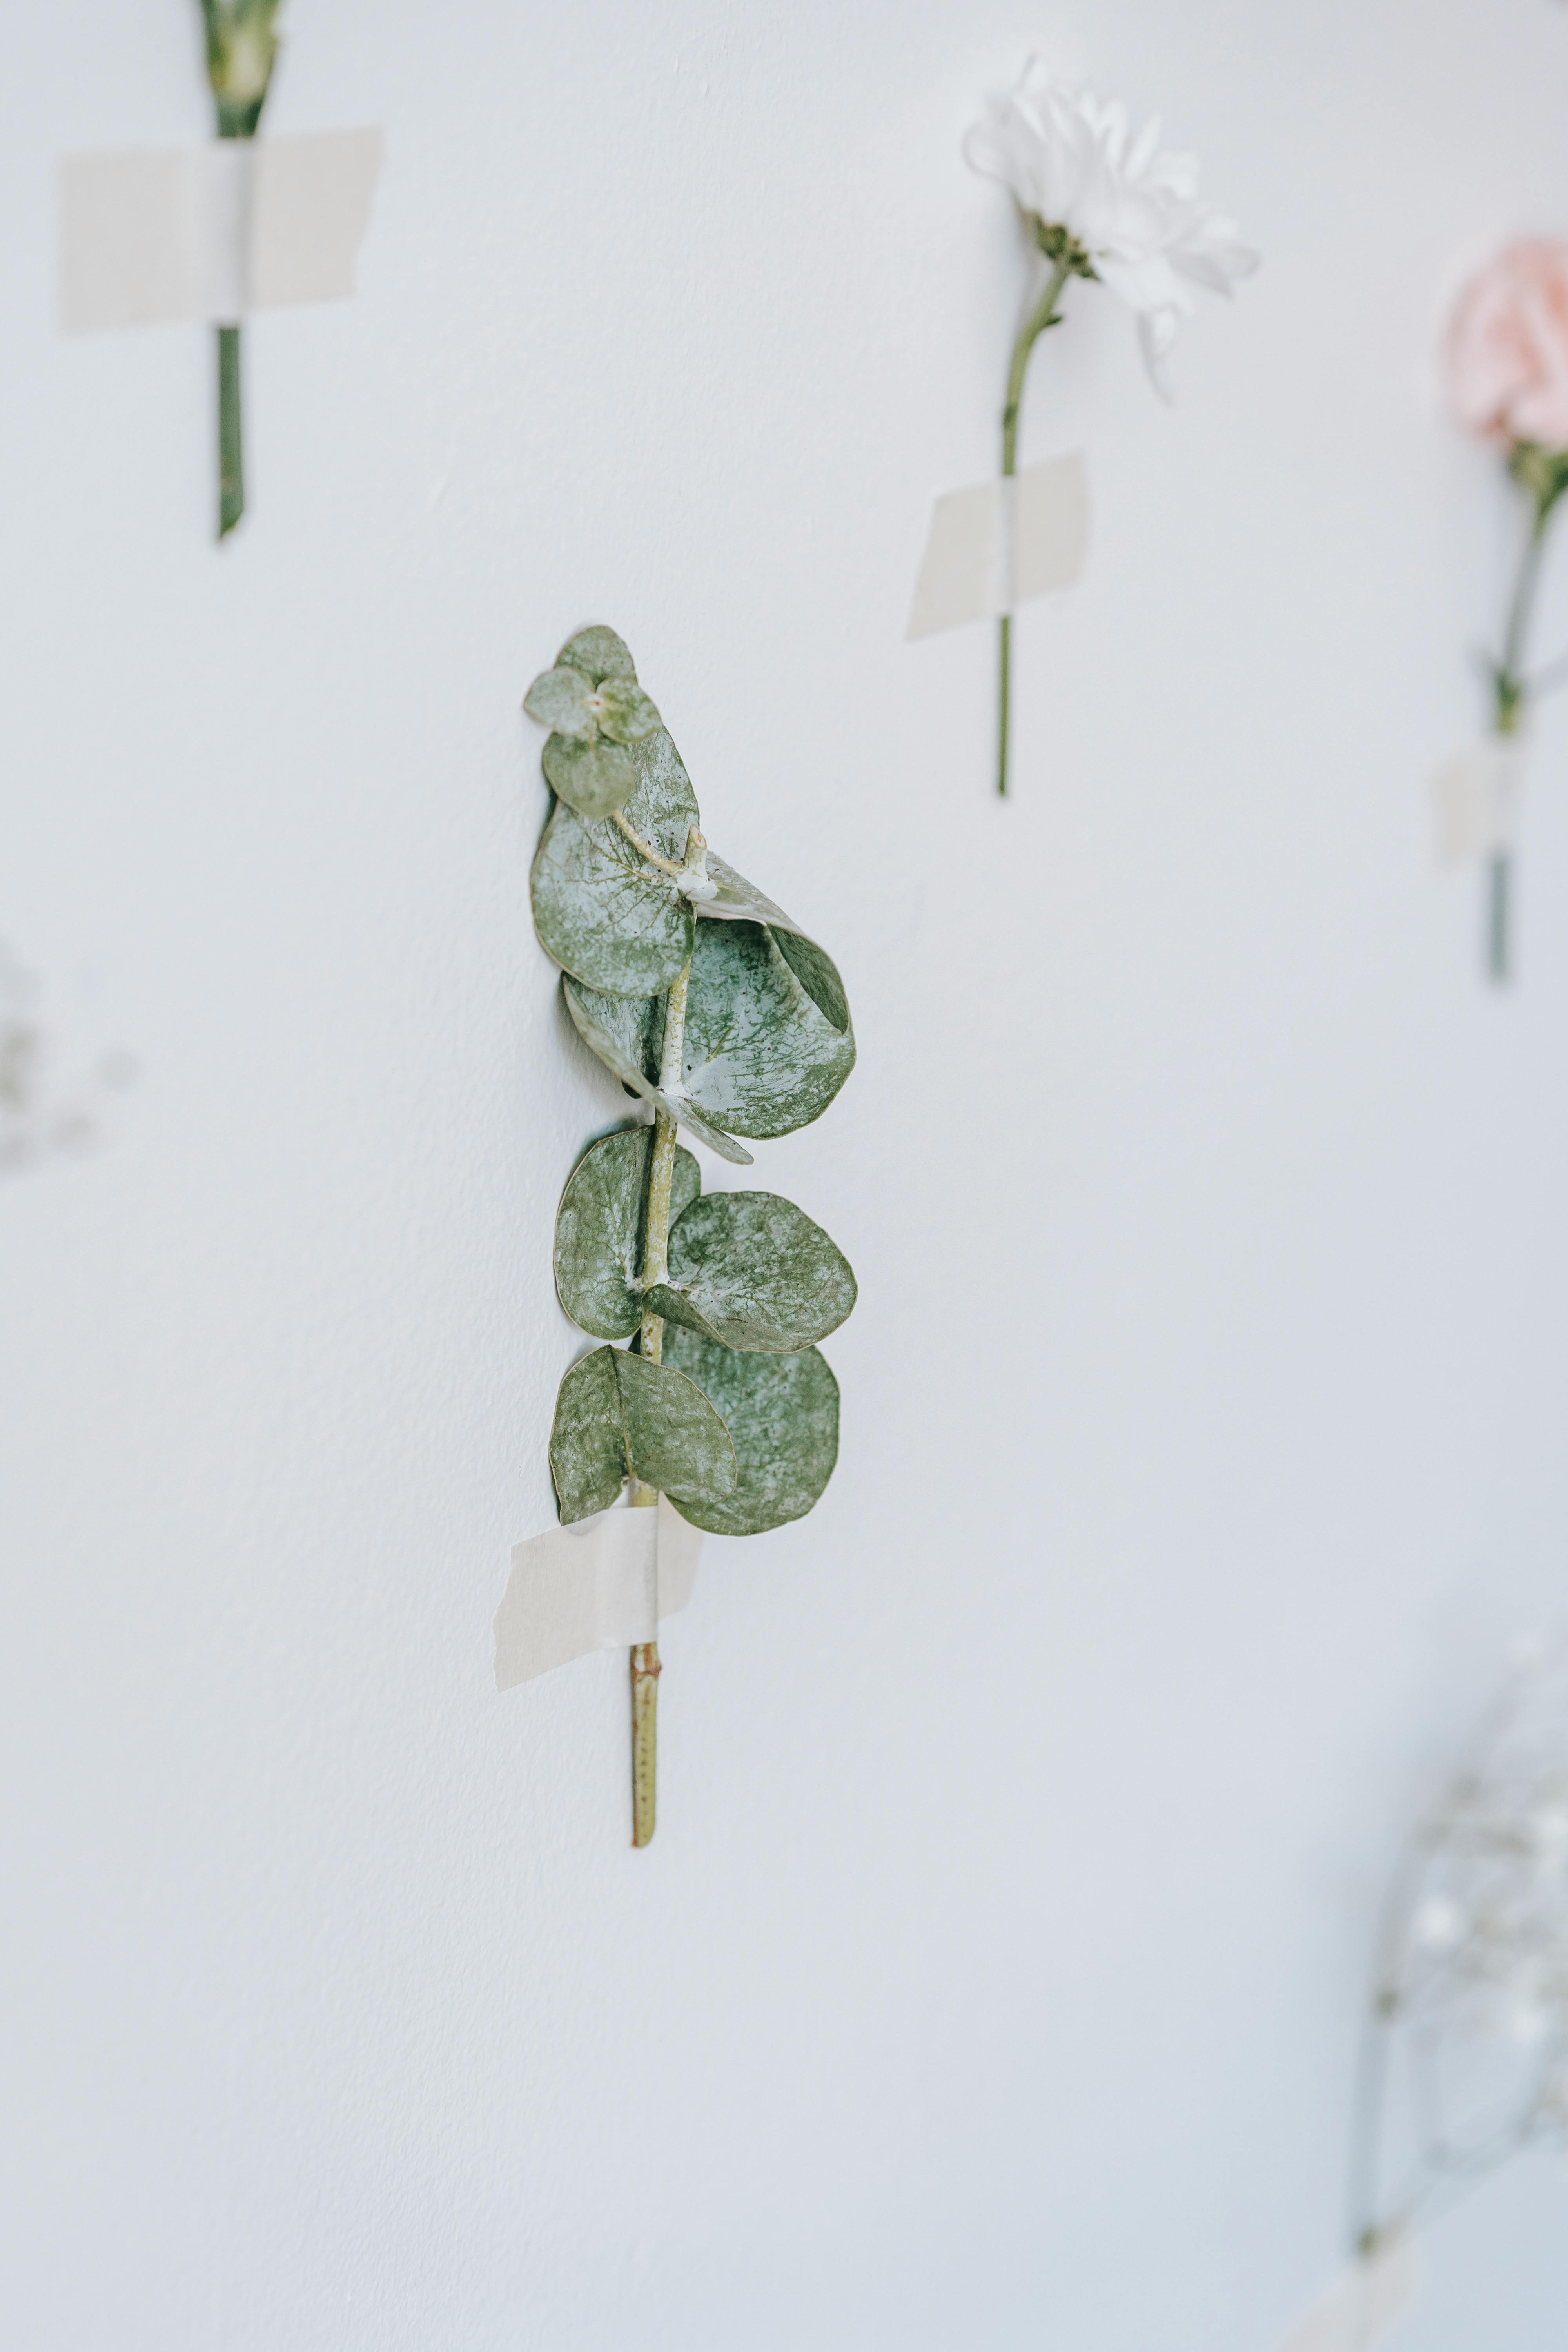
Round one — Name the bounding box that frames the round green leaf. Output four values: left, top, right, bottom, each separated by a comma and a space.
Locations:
646, 1191, 856, 1352
701, 853, 804, 935
697, 855, 849, 1031
542, 732, 639, 820
554, 1127, 701, 1340
594, 679, 662, 745
530, 729, 700, 996
549, 1343, 737, 1524
548, 1347, 628, 1523
660, 1331, 840, 1535
678, 920, 855, 1138
772, 929, 850, 1035
523, 665, 597, 738
555, 625, 637, 686
562, 979, 755, 1167
616, 1347, 737, 1512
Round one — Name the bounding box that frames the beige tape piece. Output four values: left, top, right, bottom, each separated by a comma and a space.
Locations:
905, 452, 1088, 639
494, 1496, 705, 1692
1278, 2233, 1416, 2352
57, 129, 382, 334
1431, 741, 1522, 868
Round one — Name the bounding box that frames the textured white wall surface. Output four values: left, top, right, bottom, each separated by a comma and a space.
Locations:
7, 1, 1568, 2345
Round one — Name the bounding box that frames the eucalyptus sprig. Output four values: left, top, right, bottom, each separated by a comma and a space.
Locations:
526, 627, 857, 1847
197, 0, 285, 537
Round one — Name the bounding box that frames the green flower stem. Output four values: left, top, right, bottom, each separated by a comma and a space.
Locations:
628, 954, 691, 1849
1487, 852, 1511, 985
996, 254, 1073, 797
1486, 494, 1554, 984
202, 1, 283, 539
217, 322, 244, 539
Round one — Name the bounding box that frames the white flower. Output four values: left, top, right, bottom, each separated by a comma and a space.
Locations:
1413, 1894, 1466, 1950
963, 59, 1259, 399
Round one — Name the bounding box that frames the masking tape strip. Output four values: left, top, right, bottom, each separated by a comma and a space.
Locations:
905, 452, 1088, 640
494, 1496, 704, 1691
1431, 741, 1523, 869
57, 129, 383, 333
1278, 2232, 1416, 2352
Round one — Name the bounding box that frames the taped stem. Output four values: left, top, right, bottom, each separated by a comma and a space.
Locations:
627, 955, 691, 1847
996, 254, 1072, 797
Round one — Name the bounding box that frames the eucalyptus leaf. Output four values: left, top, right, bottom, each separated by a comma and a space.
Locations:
698, 857, 849, 1029
772, 929, 850, 1034
615, 1347, 737, 1512
562, 979, 755, 1167
523, 665, 597, 738
554, 1127, 701, 1340
542, 732, 639, 820
678, 920, 855, 1138
700, 853, 805, 935
549, 1343, 737, 1524
563, 973, 661, 1089
531, 729, 700, 996
661, 1330, 840, 1535
555, 625, 637, 686
595, 679, 662, 744
646, 1191, 856, 1352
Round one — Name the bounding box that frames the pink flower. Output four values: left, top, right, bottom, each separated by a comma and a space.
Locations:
1447, 241, 1568, 449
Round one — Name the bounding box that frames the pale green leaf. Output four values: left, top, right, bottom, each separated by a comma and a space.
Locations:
699, 856, 850, 1034
547, 1346, 627, 1522
562, 980, 755, 1167
616, 1347, 737, 1511
554, 1127, 701, 1340
549, 1343, 737, 1524
773, 929, 850, 1034
661, 1331, 840, 1535
523, 665, 597, 738
595, 679, 662, 745
555, 625, 637, 685
678, 920, 855, 1138
530, 729, 700, 996
645, 1191, 856, 1352
701, 853, 804, 934
542, 732, 639, 820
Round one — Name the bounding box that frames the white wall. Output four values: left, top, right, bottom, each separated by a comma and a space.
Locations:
6, 1, 1568, 2344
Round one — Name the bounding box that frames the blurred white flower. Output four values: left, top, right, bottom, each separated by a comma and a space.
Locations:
963, 58, 1258, 399
1413, 1895, 1466, 1949
1532, 1803, 1568, 1853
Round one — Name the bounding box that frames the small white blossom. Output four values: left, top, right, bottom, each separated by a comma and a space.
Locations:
963, 59, 1258, 399
1412, 1894, 1466, 1949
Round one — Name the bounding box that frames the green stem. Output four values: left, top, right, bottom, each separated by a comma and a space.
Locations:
1485, 498, 1552, 984
1487, 852, 1511, 986
217, 324, 243, 540
628, 946, 691, 1849
996, 256, 1072, 797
